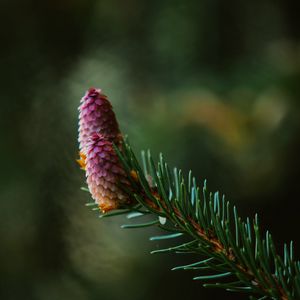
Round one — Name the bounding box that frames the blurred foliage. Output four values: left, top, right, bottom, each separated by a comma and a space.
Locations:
1, 0, 300, 299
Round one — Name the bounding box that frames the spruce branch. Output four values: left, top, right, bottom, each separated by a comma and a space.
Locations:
78, 88, 299, 300
86, 140, 299, 300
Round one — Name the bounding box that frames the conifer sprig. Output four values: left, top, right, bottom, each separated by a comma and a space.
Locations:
84, 140, 299, 300
78, 88, 299, 299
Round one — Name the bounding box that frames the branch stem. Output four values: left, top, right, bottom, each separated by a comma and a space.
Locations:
146, 192, 288, 300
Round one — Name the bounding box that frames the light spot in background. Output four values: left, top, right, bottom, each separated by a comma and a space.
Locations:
254, 88, 288, 129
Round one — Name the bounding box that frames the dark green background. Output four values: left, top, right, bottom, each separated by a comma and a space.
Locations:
1, 1, 300, 299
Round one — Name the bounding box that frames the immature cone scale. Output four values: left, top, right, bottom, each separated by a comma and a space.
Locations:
78, 88, 134, 212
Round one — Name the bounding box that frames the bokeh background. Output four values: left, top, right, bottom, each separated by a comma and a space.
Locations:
1, 1, 300, 299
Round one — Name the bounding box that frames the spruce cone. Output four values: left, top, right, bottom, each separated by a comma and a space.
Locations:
78, 88, 134, 212
78, 88, 121, 165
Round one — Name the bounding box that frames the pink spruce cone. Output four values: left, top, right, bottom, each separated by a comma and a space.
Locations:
78, 88, 121, 157
78, 88, 135, 212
